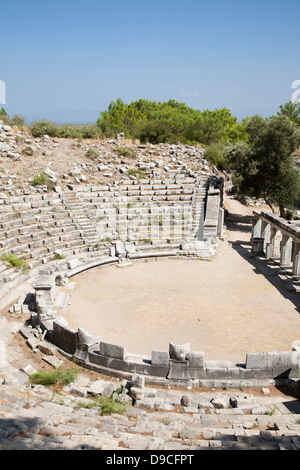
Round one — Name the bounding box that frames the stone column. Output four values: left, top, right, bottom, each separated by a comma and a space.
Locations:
292, 242, 300, 277
280, 234, 293, 267
268, 226, 281, 259
251, 214, 262, 240
261, 220, 271, 254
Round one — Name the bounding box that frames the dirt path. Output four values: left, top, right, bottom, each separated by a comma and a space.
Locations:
61, 196, 300, 364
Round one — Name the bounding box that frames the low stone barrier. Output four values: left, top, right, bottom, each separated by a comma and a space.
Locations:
29, 254, 300, 387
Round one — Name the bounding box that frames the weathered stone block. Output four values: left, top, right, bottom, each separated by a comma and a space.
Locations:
169, 342, 190, 361
77, 327, 100, 346
99, 341, 126, 360
187, 351, 205, 368
131, 373, 145, 389
151, 350, 169, 366
67, 258, 80, 269
53, 318, 77, 355
168, 360, 190, 381
245, 353, 267, 369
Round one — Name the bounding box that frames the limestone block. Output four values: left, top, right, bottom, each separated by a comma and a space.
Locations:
115, 241, 126, 258
99, 341, 126, 360
67, 258, 80, 269
88, 379, 117, 397
187, 351, 205, 369
211, 394, 230, 409
131, 373, 145, 389
53, 318, 77, 355
245, 353, 267, 369
55, 271, 69, 286
37, 340, 57, 355
21, 364, 38, 376
151, 350, 169, 366
77, 327, 101, 346
129, 387, 144, 400
168, 360, 190, 381
42, 355, 63, 369
246, 351, 296, 370
169, 342, 190, 361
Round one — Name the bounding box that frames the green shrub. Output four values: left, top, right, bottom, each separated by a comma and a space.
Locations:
86, 148, 99, 159
30, 368, 79, 386
116, 146, 137, 159
10, 114, 26, 129
21, 146, 34, 156
0, 252, 30, 273
203, 142, 228, 170
30, 120, 102, 139
30, 120, 61, 137
31, 172, 48, 185
31, 172, 56, 190
127, 168, 145, 179
99, 395, 126, 415
52, 252, 65, 260
0, 109, 26, 129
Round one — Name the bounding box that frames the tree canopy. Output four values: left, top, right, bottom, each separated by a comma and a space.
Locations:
96, 98, 248, 145
224, 114, 300, 216
278, 101, 300, 126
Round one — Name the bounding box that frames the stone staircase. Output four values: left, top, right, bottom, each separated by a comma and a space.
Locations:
61, 190, 99, 246
192, 178, 208, 241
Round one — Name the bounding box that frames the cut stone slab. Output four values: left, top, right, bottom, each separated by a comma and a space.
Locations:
42, 355, 63, 368
21, 364, 38, 376
88, 379, 117, 397
37, 340, 57, 355
211, 394, 230, 409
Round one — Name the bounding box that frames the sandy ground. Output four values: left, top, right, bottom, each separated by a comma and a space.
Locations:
61, 196, 300, 364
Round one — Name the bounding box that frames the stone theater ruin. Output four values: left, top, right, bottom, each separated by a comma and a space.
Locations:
0, 122, 299, 389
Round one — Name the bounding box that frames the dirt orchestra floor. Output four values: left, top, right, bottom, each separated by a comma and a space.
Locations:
61, 196, 300, 364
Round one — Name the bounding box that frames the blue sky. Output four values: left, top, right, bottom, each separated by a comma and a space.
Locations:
1, 0, 300, 123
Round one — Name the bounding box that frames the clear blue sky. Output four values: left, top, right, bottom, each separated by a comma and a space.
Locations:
1, 0, 300, 123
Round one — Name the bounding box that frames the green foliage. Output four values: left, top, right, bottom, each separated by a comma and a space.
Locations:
76, 393, 126, 415
0, 108, 26, 129
97, 98, 245, 145
127, 168, 145, 179
31, 172, 48, 185
30, 120, 102, 139
30, 368, 79, 386
10, 114, 26, 129
278, 101, 300, 126
225, 114, 300, 216
116, 146, 137, 158
99, 395, 126, 415
86, 148, 99, 159
31, 172, 56, 190
0, 252, 30, 273
21, 146, 34, 156
52, 252, 65, 260
203, 142, 228, 169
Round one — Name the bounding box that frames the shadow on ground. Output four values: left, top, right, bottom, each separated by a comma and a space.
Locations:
224, 209, 300, 315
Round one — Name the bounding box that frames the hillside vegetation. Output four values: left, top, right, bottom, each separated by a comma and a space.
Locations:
1, 99, 300, 217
